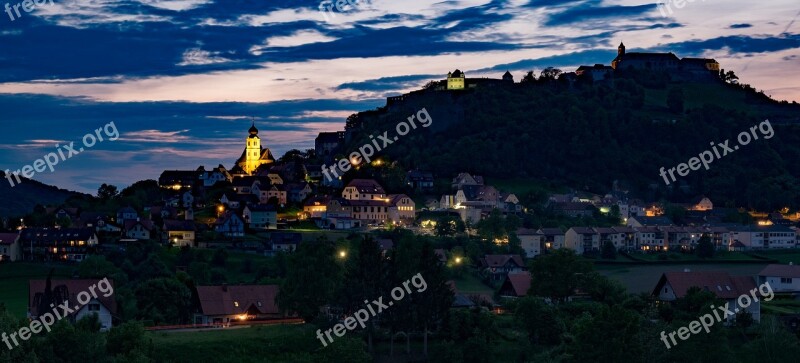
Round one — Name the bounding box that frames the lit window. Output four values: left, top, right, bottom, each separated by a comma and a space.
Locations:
234, 301, 239, 307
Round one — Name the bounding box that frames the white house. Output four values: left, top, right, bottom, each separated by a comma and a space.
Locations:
0, 233, 20, 262
538, 228, 566, 251
29, 279, 116, 331
758, 264, 800, 295
516, 228, 543, 258
243, 205, 277, 230
653, 271, 761, 323
565, 227, 600, 254
729, 225, 796, 250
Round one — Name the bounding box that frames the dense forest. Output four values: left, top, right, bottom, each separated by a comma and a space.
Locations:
343, 70, 800, 210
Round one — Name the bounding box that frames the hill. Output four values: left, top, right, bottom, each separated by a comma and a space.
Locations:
341, 70, 800, 211
0, 171, 81, 217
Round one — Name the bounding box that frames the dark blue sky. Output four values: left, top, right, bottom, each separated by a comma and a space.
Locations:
0, 0, 798, 192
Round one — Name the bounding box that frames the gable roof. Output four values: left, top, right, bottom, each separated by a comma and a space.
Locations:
500, 272, 531, 297
163, 219, 195, 231
653, 271, 756, 299
0, 233, 19, 245
123, 219, 155, 232
196, 285, 280, 316
759, 264, 800, 279
481, 255, 524, 268
345, 179, 386, 194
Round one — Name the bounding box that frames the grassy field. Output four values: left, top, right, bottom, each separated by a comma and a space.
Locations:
0, 262, 75, 318
753, 250, 800, 265
149, 324, 321, 363
450, 271, 495, 295
624, 251, 766, 263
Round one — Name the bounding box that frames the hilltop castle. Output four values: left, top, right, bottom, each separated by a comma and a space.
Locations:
232, 122, 275, 175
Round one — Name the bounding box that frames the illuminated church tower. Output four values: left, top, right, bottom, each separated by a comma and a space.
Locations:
234, 122, 275, 175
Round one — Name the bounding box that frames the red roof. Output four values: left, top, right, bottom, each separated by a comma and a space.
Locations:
653, 271, 756, 299
29, 279, 117, 317
0, 233, 18, 245
502, 272, 531, 297
482, 255, 525, 268
345, 179, 386, 194
759, 264, 800, 279
196, 285, 280, 316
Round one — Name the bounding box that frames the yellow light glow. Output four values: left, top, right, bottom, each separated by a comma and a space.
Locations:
339, 251, 347, 258
238, 314, 247, 320
455, 257, 462, 264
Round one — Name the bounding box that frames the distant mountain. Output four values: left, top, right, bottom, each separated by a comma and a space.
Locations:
341, 70, 800, 211
0, 171, 82, 217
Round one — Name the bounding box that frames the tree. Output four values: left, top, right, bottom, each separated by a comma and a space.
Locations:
278, 239, 343, 321
695, 234, 714, 259
528, 249, 592, 303
515, 297, 562, 345
539, 67, 562, 81
667, 87, 684, 113
521, 71, 536, 84
601, 240, 617, 259
135, 278, 193, 324
211, 248, 228, 267
97, 183, 119, 200
106, 321, 149, 357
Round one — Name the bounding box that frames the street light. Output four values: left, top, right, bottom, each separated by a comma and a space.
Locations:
338, 250, 347, 259
455, 257, 462, 264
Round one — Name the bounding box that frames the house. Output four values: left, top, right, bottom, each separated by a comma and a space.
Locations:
728, 225, 796, 250
260, 184, 287, 206
686, 196, 713, 211
315, 131, 346, 163
221, 193, 259, 209
516, 228, 544, 258
406, 170, 434, 192
116, 207, 138, 222
286, 182, 312, 203
0, 233, 20, 262
538, 228, 566, 250
565, 227, 600, 254
123, 219, 156, 240
163, 220, 196, 246
194, 284, 282, 325
479, 255, 526, 281
636, 226, 667, 251
243, 205, 277, 230
214, 212, 245, 237
451, 173, 483, 190
19, 228, 99, 262
447, 69, 466, 90
575, 64, 614, 81
627, 216, 674, 227
29, 279, 116, 331
652, 271, 761, 322
303, 196, 330, 218
158, 170, 199, 190
343, 179, 386, 200
327, 198, 389, 224
758, 264, 800, 296
270, 233, 302, 253
550, 202, 596, 218
499, 272, 531, 298
388, 194, 415, 225
198, 164, 232, 187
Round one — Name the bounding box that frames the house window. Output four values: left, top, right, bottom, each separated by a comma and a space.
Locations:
781, 278, 793, 284
88, 303, 100, 312
234, 301, 239, 307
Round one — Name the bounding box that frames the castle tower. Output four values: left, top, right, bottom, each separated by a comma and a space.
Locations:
245, 122, 262, 175
618, 42, 626, 56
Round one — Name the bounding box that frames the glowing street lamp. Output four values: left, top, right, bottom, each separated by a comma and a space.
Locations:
455, 257, 462, 264
338, 250, 347, 259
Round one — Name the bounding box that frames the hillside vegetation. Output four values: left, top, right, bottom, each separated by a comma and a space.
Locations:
343, 70, 800, 210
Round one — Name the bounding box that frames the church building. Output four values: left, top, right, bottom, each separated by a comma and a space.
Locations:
233, 123, 275, 175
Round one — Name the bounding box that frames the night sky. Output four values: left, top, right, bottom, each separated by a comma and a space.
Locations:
0, 0, 798, 193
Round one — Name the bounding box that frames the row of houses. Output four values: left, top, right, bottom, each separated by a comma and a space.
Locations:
437, 173, 522, 223
516, 223, 799, 257
27, 279, 284, 331
300, 179, 417, 229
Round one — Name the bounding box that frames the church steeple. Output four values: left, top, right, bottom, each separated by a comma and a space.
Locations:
618, 42, 626, 56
